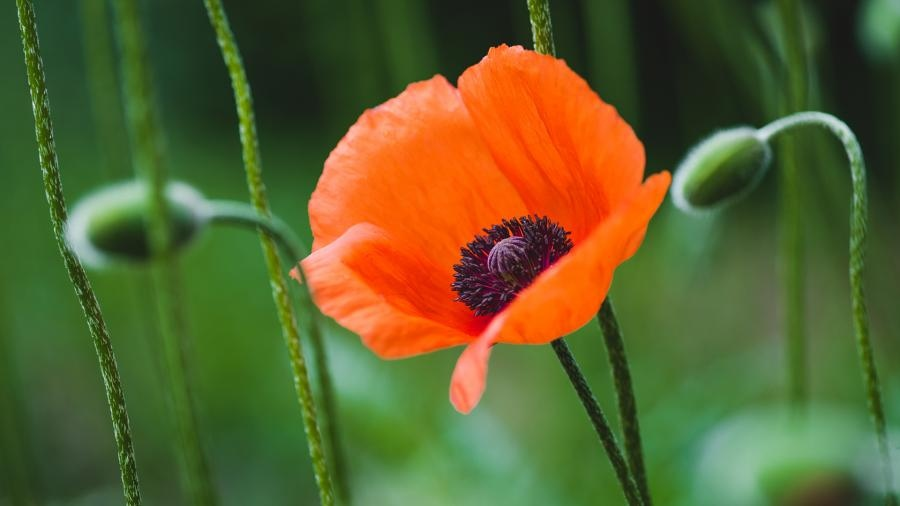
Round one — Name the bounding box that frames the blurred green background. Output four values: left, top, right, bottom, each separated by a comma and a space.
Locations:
2, 0, 900, 504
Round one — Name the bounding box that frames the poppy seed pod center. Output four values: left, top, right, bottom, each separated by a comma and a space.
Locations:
452, 216, 573, 316
487, 236, 533, 286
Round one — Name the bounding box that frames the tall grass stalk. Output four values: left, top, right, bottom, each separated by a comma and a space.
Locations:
80, 0, 129, 178
776, 0, 809, 410
202, 1, 337, 504
109, 1, 217, 504
15, 0, 141, 502
758, 112, 898, 506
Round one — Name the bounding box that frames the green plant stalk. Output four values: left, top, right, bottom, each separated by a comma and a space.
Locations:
205, 201, 344, 503
598, 299, 651, 506
527, 1, 644, 502
15, 1, 141, 503
206, 201, 305, 262
758, 111, 898, 506
551, 340, 643, 506
80, 0, 129, 178
526, 0, 556, 56
109, 1, 217, 504
776, 0, 808, 410
202, 1, 336, 504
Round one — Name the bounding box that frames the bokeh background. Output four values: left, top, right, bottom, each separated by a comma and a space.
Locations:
2, 0, 900, 504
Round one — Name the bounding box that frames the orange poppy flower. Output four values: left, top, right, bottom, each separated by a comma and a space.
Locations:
299, 45, 670, 414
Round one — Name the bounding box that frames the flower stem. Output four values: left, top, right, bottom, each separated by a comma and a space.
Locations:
551, 339, 643, 506
205, 201, 306, 262
80, 0, 129, 178
15, 1, 141, 503
109, 0, 217, 504
527, 0, 556, 56
758, 111, 898, 506
528, 2, 643, 503
597, 299, 651, 505
204, 200, 346, 504
202, 1, 337, 504
776, 0, 809, 411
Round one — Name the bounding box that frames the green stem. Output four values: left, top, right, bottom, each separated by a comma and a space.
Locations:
205, 201, 305, 262
526, 0, 556, 56
204, 200, 346, 505
15, 1, 142, 503
109, 1, 217, 504
776, 0, 809, 410
80, 0, 129, 178
551, 340, 643, 506
758, 111, 898, 506
202, 1, 337, 504
527, 2, 643, 502
597, 299, 651, 505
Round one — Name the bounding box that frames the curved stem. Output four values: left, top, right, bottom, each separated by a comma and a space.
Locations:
776, 0, 810, 413
551, 339, 643, 506
205, 201, 305, 262
109, 1, 217, 504
759, 111, 898, 506
15, 1, 142, 503
597, 299, 651, 505
202, 1, 337, 503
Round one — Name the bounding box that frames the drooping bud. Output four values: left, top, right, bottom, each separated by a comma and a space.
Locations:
670, 127, 772, 213
66, 180, 209, 267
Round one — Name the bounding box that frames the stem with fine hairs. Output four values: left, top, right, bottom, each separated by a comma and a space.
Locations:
551, 339, 643, 506
758, 111, 898, 506
597, 299, 652, 505
202, 0, 338, 503
16, 0, 141, 502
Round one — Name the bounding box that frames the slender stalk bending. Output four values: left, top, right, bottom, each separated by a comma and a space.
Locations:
16, 1, 141, 502
758, 111, 898, 506
202, 0, 337, 503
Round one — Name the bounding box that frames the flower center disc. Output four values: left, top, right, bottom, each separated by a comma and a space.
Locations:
452, 216, 573, 316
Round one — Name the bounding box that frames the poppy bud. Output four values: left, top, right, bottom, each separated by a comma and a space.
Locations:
671, 127, 772, 213
66, 180, 209, 267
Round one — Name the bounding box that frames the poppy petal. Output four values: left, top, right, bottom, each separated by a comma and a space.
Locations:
448, 173, 670, 413
458, 45, 645, 242
449, 328, 495, 414
309, 75, 527, 271
492, 172, 670, 345
302, 223, 478, 358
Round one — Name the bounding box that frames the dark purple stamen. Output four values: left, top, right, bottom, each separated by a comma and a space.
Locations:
452, 215, 573, 316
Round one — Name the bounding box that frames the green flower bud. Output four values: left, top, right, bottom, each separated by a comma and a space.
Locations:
671, 127, 772, 213
66, 180, 209, 267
